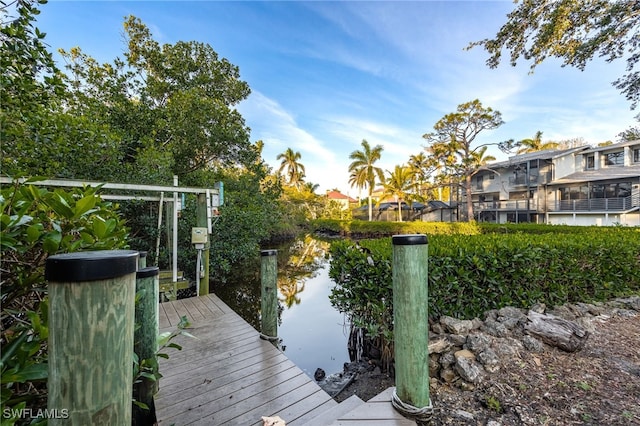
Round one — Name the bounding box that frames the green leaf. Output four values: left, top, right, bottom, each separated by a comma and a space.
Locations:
73, 194, 97, 219
1, 362, 48, 383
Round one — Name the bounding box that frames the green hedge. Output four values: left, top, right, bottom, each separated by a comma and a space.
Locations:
328, 229, 640, 327
311, 219, 481, 237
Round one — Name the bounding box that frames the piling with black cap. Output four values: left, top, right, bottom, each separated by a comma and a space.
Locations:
138, 250, 148, 269
133, 266, 160, 425
391, 234, 433, 424
260, 250, 278, 344
46, 250, 138, 425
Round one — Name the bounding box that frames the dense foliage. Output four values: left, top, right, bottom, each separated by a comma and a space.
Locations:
311, 218, 482, 237
0, 180, 129, 421
329, 227, 640, 367
469, 0, 640, 108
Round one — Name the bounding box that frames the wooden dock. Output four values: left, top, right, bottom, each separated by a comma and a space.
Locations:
156, 293, 415, 425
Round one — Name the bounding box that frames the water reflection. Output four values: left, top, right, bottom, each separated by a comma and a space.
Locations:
212, 235, 349, 377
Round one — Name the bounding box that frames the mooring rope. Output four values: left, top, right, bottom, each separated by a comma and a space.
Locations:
259, 333, 280, 343
391, 388, 434, 425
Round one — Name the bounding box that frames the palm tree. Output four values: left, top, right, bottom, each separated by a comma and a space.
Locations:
348, 139, 384, 221
380, 165, 415, 222
408, 152, 434, 198
517, 131, 559, 154
277, 148, 305, 188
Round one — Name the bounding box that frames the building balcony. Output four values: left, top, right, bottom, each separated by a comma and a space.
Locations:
548, 194, 639, 212
508, 172, 552, 187
473, 199, 538, 212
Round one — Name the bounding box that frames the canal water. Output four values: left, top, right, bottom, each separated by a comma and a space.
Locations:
212, 235, 350, 378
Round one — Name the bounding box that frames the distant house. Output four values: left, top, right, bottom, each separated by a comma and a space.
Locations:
470, 140, 640, 226
325, 190, 357, 210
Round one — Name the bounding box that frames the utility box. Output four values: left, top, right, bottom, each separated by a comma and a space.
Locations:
191, 227, 208, 244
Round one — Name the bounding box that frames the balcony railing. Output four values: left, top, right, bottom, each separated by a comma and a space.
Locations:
549, 194, 638, 212
474, 199, 538, 211
507, 172, 552, 187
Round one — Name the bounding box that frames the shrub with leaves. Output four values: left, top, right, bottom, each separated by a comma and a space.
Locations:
329, 228, 640, 368
0, 179, 128, 422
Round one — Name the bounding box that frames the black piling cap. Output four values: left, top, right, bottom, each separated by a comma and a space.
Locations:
45, 250, 139, 282
392, 234, 428, 246
261, 249, 278, 256
136, 266, 160, 279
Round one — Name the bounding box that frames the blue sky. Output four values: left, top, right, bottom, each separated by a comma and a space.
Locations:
37, 1, 638, 194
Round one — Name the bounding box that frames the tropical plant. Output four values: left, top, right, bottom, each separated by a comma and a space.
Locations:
516, 131, 559, 154
379, 165, 416, 222
0, 180, 129, 420
348, 139, 385, 222
408, 152, 435, 198
423, 99, 511, 221
58, 15, 256, 181
277, 148, 306, 189
468, 0, 640, 108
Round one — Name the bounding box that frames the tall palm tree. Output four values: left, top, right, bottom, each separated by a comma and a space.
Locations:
380, 165, 415, 222
277, 148, 305, 189
348, 139, 384, 221
517, 131, 559, 154
408, 152, 434, 198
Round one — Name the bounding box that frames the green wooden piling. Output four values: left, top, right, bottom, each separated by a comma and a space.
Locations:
196, 193, 210, 295
392, 234, 430, 409
46, 250, 138, 425
260, 250, 278, 342
133, 266, 159, 426
138, 251, 147, 269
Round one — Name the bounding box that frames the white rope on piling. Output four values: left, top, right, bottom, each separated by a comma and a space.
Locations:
391, 388, 434, 425
259, 333, 280, 343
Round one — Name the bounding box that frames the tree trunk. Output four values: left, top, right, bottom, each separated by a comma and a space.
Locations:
465, 175, 474, 222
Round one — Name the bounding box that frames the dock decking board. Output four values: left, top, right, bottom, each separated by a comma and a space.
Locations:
156, 293, 337, 425
156, 293, 415, 425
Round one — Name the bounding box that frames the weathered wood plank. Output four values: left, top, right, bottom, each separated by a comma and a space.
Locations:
193, 372, 311, 425
189, 294, 220, 318
179, 296, 206, 322
157, 302, 171, 329
160, 299, 180, 327
157, 352, 293, 419
170, 299, 191, 321
267, 388, 337, 426
204, 293, 233, 314
156, 294, 404, 426
197, 293, 226, 316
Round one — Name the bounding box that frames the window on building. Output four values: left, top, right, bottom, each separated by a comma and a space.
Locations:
591, 184, 605, 199
476, 175, 483, 190
585, 155, 595, 169
488, 173, 495, 180
605, 151, 624, 166
634, 148, 640, 163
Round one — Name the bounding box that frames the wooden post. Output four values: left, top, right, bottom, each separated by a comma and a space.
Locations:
133, 266, 159, 426
46, 250, 138, 425
260, 250, 278, 343
392, 234, 432, 419
138, 251, 147, 269
196, 193, 210, 295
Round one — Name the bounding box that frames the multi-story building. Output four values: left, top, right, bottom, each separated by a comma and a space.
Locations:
470, 140, 640, 226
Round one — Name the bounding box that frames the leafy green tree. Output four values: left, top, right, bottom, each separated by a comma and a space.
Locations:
408, 152, 436, 198
1, 181, 128, 417
423, 100, 507, 221
277, 148, 306, 189
58, 15, 256, 182
1, 0, 122, 180
380, 165, 415, 222
348, 139, 385, 221
468, 0, 640, 108
618, 126, 640, 142
516, 131, 559, 154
